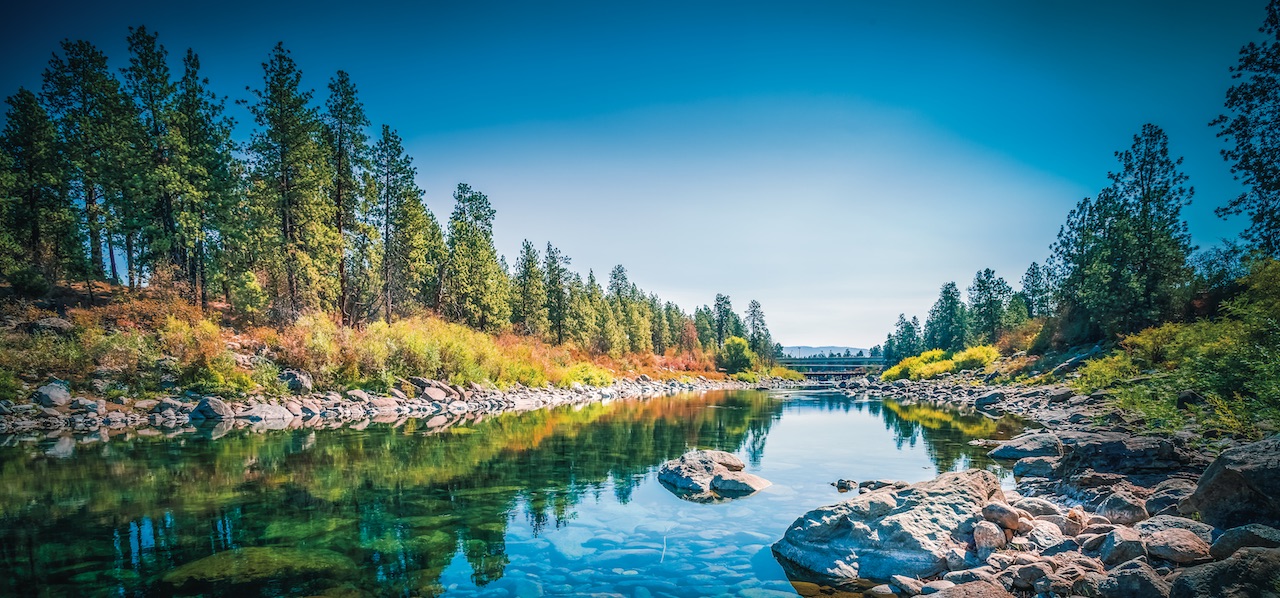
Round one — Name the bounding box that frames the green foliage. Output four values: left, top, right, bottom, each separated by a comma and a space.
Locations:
880, 345, 998, 381
440, 184, 509, 332
1070, 352, 1139, 394
732, 370, 760, 383
968, 268, 1012, 344
716, 336, 756, 374
559, 362, 613, 387
924, 281, 968, 352
768, 366, 805, 381
953, 345, 1000, 370
6, 266, 50, 298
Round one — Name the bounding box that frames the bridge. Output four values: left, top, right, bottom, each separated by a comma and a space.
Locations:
776, 356, 885, 380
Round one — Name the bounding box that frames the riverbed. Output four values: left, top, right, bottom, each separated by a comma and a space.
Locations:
0, 389, 1026, 597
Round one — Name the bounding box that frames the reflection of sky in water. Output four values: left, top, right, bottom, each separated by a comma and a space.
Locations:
0, 390, 1020, 596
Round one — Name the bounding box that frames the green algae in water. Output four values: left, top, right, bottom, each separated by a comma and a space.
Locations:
161, 546, 357, 591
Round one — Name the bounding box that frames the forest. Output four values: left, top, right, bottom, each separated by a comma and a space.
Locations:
0, 29, 787, 384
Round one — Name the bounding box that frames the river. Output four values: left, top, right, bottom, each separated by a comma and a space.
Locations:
0, 389, 1026, 597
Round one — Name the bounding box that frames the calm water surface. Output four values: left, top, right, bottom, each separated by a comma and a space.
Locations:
0, 389, 1025, 597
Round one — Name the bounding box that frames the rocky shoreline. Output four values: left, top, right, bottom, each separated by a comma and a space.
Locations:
0, 373, 803, 443
772, 375, 1280, 597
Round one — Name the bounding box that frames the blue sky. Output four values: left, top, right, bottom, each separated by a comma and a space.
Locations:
1, 1, 1268, 347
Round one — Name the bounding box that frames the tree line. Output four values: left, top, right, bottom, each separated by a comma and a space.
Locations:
0, 29, 781, 363
876, 1, 1280, 365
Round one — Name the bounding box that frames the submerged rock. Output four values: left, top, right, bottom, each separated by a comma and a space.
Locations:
657, 450, 770, 502
161, 547, 357, 589
772, 469, 1004, 581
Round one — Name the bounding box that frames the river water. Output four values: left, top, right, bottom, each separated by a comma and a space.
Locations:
0, 389, 1025, 597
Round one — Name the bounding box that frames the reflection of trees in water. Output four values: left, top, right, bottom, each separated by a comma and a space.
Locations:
877, 398, 1023, 475
0, 390, 785, 596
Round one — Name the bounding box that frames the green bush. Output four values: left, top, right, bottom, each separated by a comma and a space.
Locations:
7, 266, 50, 298
560, 362, 613, 387
1070, 352, 1139, 394
733, 370, 760, 383
716, 336, 756, 374
953, 345, 1000, 370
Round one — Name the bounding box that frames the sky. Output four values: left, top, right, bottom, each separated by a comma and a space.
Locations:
0, 1, 1269, 347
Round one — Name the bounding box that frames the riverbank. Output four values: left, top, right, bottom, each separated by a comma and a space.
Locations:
0, 373, 803, 440
774, 373, 1280, 597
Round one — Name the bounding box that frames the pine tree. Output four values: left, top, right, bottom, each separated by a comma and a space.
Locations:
1, 89, 76, 280
247, 43, 338, 321
967, 268, 1011, 344
923, 281, 968, 351
370, 125, 442, 321
744, 299, 773, 362
1213, 0, 1280, 256
543, 243, 571, 344
713, 293, 734, 348
649, 294, 670, 355
322, 70, 370, 323
1019, 262, 1052, 318
511, 239, 549, 336
440, 183, 509, 331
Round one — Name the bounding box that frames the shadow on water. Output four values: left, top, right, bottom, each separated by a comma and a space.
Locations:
0, 390, 1021, 596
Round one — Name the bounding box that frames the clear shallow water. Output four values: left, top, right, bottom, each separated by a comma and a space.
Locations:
0, 389, 1025, 597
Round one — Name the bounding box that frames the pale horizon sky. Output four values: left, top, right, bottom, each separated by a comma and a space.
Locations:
0, 1, 1267, 347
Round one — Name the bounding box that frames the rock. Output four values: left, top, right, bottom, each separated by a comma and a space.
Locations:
973, 521, 1006, 558
974, 391, 1005, 408
920, 580, 955, 595
1012, 456, 1059, 478
1100, 527, 1147, 566
162, 547, 356, 588
891, 574, 925, 596
1010, 562, 1053, 590
31, 383, 70, 408
772, 469, 1005, 581
370, 397, 399, 410
982, 502, 1021, 530
347, 389, 371, 402
1179, 435, 1280, 529
1175, 390, 1205, 410
658, 450, 770, 501
931, 580, 1014, 598
833, 479, 857, 492
867, 584, 897, 596
237, 403, 293, 422
1037, 514, 1083, 536
1058, 432, 1197, 476
30, 317, 73, 335
1013, 497, 1062, 517
422, 387, 448, 402
1026, 520, 1066, 550
1144, 478, 1196, 517
1209, 524, 1280, 560
279, 369, 313, 393
1170, 547, 1280, 598
861, 479, 909, 492
1133, 515, 1216, 544
1145, 528, 1210, 564
1099, 491, 1149, 525
188, 397, 234, 420
133, 399, 158, 411
1097, 559, 1171, 598
988, 433, 1063, 460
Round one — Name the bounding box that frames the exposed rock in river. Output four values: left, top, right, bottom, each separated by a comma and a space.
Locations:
1178, 434, 1280, 530
657, 450, 771, 502
772, 469, 1004, 581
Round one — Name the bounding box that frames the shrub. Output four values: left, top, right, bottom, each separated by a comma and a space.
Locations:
953, 345, 1000, 370
768, 366, 805, 381
7, 266, 50, 298
1070, 352, 1139, 394
881, 348, 952, 381
733, 370, 760, 383
560, 362, 613, 387
716, 336, 756, 374
911, 359, 955, 380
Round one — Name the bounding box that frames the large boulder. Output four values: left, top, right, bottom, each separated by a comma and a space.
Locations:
29, 317, 73, 335
1057, 432, 1198, 476
1097, 559, 1171, 598
1099, 527, 1147, 566
1145, 528, 1210, 564
931, 580, 1015, 598
1169, 547, 1280, 598
988, 432, 1063, 460
188, 397, 234, 420
772, 469, 1004, 581
237, 403, 293, 422
1133, 515, 1216, 544
31, 383, 71, 408
1098, 491, 1149, 525
1178, 435, 1280, 529
657, 450, 770, 502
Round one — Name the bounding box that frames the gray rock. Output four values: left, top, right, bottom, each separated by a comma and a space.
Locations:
1100, 527, 1148, 566
982, 502, 1021, 530
890, 574, 925, 596
919, 580, 955, 595
30, 317, 73, 335
1098, 559, 1171, 598
280, 369, 313, 393
772, 469, 1005, 581
1170, 547, 1280, 598
1179, 435, 1280, 529
1209, 524, 1280, 560
974, 391, 1005, 408
988, 432, 1063, 460
973, 520, 1006, 558
658, 450, 770, 501
31, 383, 70, 408
1012, 497, 1062, 517
1144, 478, 1197, 517
1099, 490, 1149, 525
188, 397, 234, 420
236, 403, 293, 422
1133, 515, 1216, 544
1012, 456, 1059, 478
931, 580, 1012, 597
422, 386, 448, 402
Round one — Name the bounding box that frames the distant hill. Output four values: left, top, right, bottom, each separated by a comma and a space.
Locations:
782, 346, 870, 358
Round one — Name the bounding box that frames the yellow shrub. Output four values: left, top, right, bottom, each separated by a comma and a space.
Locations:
910, 359, 956, 380
1070, 352, 1139, 394
953, 345, 1000, 370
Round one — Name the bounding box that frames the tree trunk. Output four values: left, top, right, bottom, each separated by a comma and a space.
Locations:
85, 185, 104, 279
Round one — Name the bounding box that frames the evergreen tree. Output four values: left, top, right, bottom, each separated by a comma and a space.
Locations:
744, 299, 773, 364
923, 281, 968, 352
1213, 0, 1280, 256
511, 239, 549, 336
967, 268, 1011, 344
885, 314, 921, 364
370, 125, 442, 321
649, 294, 670, 355
713, 293, 734, 348
543, 243, 570, 344
1, 88, 76, 281
1019, 262, 1052, 318
694, 305, 715, 349
247, 43, 338, 321
322, 70, 370, 323
440, 183, 509, 331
